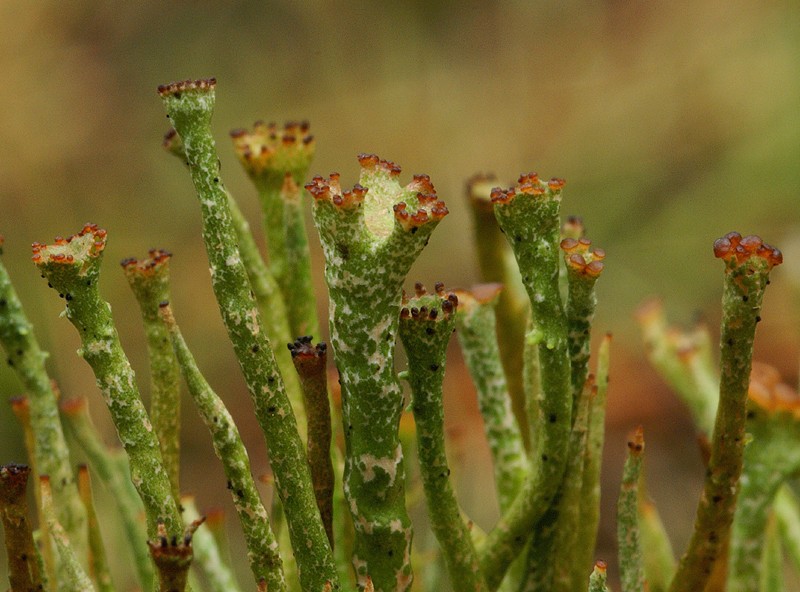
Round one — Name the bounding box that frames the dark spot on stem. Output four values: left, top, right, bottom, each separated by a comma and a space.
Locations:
430, 364, 439, 371
742, 295, 749, 302
251, 345, 260, 353
549, 413, 557, 423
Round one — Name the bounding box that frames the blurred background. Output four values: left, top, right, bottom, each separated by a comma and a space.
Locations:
0, 0, 799, 589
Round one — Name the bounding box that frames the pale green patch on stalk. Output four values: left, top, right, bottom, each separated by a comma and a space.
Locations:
122, 249, 181, 501
0, 239, 88, 558
159, 79, 337, 592
454, 285, 526, 514
160, 303, 285, 591
1, 464, 45, 591
399, 284, 487, 592
479, 174, 573, 591
41, 476, 96, 591
77, 466, 115, 592
306, 154, 447, 592
33, 225, 182, 541
182, 497, 242, 592
465, 175, 530, 450
59, 396, 154, 590
669, 232, 782, 592
617, 427, 646, 592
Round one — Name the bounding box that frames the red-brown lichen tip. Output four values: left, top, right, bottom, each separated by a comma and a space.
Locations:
32, 224, 107, 267
452, 283, 504, 309
594, 560, 608, 573
157, 78, 216, 97
562, 238, 605, 278
627, 426, 645, 455
305, 174, 366, 209
393, 200, 448, 232
287, 335, 327, 360
121, 249, 172, 276
713, 232, 783, 269
357, 153, 402, 177
59, 396, 87, 416
401, 286, 458, 322
230, 120, 315, 177
492, 172, 565, 205
748, 362, 800, 417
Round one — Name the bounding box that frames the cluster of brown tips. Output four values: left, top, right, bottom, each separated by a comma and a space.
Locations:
230, 121, 315, 176
156, 78, 216, 97
627, 426, 645, 456
148, 518, 204, 560
712, 232, 783, 268
31, 223, 107, 265
287, 335, 327, 360
357, 153, 402, 177
305, 173, 367, 208
120, 249, 172, 275
396, 174, 448, 232
490, 172, 566, 205
560, 237, 605, 278
400, 282, 458, 321
748, 362, 800, 417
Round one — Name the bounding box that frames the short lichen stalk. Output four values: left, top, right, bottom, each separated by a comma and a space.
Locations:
617, 427, 646, 592
59, 396, 155, 590
588, 561, 609, 592
727, 363, 800, 592
0, 464, 44, 591
453, 285, 526, 514
306, 155, 447, 592
122, 249, 181, 500
479, 174, 573, 590
231, 121, 320, 339
669, 232, 782, 592
159, 302, 285, 592
399, 284, 487, 592
0, 238, 88, 557
148, 519, 203, 592
182, 497, 242, 592
465, 175, 530, 449
33, 225, 183, 539
288, 336, 335, 548
159, 79, 337, 592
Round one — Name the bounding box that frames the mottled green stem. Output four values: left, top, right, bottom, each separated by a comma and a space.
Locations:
0, 240, 87, 556
588, 561, 609, 592
122, 250, 181, 500
306, 154, 447, 592
573, 334, 612, 592
33, 225, 182, 540
479, 175, 573, 590
399, 285, 487, 592
639, 499, 675, 592
163, 128, 303, 433
159, 79, 337, 592
148, 520, 202, 592
159, 302, 285, 591
60, 396, 154, 591
617, 428, 645, 592
41, 476, 96, 591
77, 466, 115, 592
760, 511, 784, 592
669, 232, 782, 592
231, 121, 319, 339
454, 285, 526, 513
182, 497, 242, 592
727, 363, 800, 592
466, 175, 530, 450
0, 464, 45, 591
289, 336, 335, 547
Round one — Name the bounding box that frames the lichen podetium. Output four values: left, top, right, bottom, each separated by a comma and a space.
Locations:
306, 155, 447, 592
159, 79, 338, 592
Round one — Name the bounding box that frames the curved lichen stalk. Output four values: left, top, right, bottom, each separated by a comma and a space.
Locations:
669, 232, 782, 592
159, 79, 338, 592
306, 155, 447, 592
33, 225, 183, 539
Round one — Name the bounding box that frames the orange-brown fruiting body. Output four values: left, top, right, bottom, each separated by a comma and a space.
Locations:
713, 232, 783, 268
157, 78, 216, 97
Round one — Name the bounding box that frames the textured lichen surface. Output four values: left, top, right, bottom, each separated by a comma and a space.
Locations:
307, 155, 446, 592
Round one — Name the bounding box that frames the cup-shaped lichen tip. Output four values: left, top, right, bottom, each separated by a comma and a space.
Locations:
305, 174, 367, 208
230, 120, 315, 180
31, 224, 107, 279
156, 78, 217, 98
713, 232, 783, 269
400, 283, 458, 322
561, 237, 605, 278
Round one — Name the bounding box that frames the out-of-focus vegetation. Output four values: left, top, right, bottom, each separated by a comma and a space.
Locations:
1, 1, 798, 588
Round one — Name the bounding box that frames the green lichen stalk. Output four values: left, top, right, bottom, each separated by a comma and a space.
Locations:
77, 466, 114, 592
669, 232, 782, 592
33, 225, 182, 539
453, 285, 526, 514
617, 427, 646, 592
159, 302, 285, 592
479, 174, 573, 590
288, 336, 335, 548
159, 79, 337, 592
0, 238, 88, 556
399, 284, 487, 592
182, 496, 242, 592
122, 249, 181, 500
0, 464, 44, 591
306, 154, 447, 592
587, 561, 609, 592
